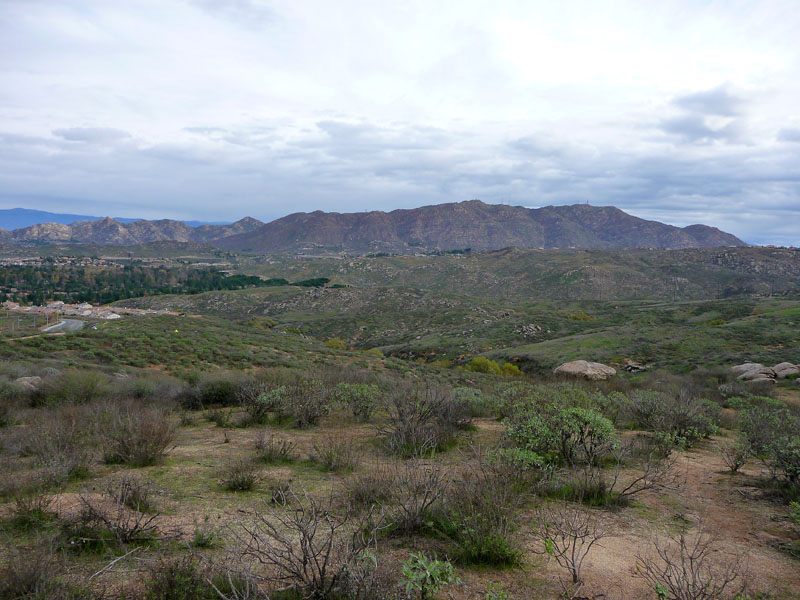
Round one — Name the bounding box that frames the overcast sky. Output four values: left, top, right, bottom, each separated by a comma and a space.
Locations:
1, 0, 799, 245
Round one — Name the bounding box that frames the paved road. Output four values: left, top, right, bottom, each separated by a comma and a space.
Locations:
42, 319, 85, 333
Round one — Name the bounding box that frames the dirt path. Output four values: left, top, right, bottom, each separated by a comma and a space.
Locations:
535, 439, 800, 599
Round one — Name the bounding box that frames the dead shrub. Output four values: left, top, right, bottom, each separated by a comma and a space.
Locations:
61, 485, 167, 552
220, 459, 260, 492
387, 460, 449, 534
346, 464, 395, 509
533, 500, 608, 597
254, 430, 297, 464
310, 435, 359, 473
19, 405, 94, 482
0, 542, 95, 599
106, 474, 156, 513
100, 401, 177, 466
230, 488, 388, 599
378, 386, 468, 458
635, 526, 745, 600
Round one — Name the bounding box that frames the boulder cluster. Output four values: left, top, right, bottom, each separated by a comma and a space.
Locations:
730, 362, 799, 383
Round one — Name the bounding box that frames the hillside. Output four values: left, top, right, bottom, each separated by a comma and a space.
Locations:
217, 200, 746, 253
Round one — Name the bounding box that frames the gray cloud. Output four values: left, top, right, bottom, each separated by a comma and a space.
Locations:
672, 85, 743, 116
52, 127, 131, 144
778, 127, 800, 143
659, 114, 743, 144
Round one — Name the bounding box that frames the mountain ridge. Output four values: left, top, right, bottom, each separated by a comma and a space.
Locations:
0, 207, 230, 230
217, 200, 746, 252
0, 201, 746, 251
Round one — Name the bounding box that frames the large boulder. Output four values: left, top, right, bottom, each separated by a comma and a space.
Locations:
773, 362, 799, 379
554, 360, 616, 381
730, 363, 764, 376
13, 376, 42, 392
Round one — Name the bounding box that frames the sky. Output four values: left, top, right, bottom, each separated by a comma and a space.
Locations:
1, 0, 799, 245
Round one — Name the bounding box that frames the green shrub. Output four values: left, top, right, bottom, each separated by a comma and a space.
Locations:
49, 370, 110, 405
332, 382, 381, 421
325, 337, 347, 350
466, 357, 502, 375
239, 382, 287, 425
629, 390, 719, 446
505, 405, 617, 466
401, 552, 459, 600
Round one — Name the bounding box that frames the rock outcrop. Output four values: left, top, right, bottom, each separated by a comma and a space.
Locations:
554, 360, 616, 381
13, 376, 42, 391
730, 361, 799, 383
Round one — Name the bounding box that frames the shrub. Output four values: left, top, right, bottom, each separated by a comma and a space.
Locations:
388, 461, 449, 534
427, 462, 522, 566
49, 370, 110, 405
193, 372, 246, 408
283, 379, 331, 428
325, 337, 348, 350
230, 488, 385, 599
254, 430, 297, 464
8, 485, 57, 531
145, 557, 217, 600
310, 436, 359, 473
451, 387, 495, 418
630, 390, 719, 446
740, 402, 800, 481
346, 465, 394, 508
101, 401, 177, 467
401, 552, 459, 600
378, 386, 469, 458
19, 405, 94, 482
466, 356, 502, 375
505, 405, 617, 466
501, 362, 523, 377
220, 459, 259, 492
720, 439, 750, 473
332, 382, 381, 421
238, 380, 286, 425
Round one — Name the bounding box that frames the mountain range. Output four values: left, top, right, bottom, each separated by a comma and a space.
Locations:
0, 207, 227, 230
0, 201, 746, 252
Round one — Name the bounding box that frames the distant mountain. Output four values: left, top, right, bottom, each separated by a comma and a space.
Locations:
6, 216, 263, 246
216, 201, 746, 253
0, 208, 229, 230
0, 201, 746, 252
